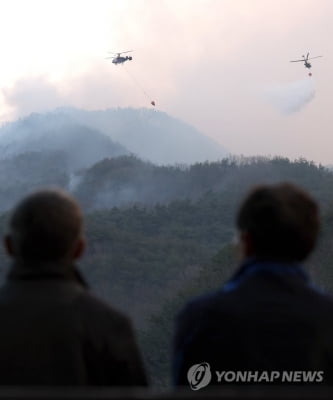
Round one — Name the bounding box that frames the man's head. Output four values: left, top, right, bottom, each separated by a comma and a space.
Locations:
5, 188, 85, 263
236, 183, 320, 262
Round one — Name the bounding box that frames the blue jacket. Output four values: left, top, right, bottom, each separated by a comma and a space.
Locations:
173, 258, 333, 386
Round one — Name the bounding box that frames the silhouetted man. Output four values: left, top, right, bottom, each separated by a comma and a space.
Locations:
0, 188, 147, 386
173, 183, 333, 387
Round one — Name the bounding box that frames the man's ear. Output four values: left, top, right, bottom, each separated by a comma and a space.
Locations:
72, 236, 86, 260
240, 231, 255, 258
4, 234, 14, 257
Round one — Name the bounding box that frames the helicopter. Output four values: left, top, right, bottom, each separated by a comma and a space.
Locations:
106, 50, 156, 106
290, 52, 322, 76
106, 50, 133, 65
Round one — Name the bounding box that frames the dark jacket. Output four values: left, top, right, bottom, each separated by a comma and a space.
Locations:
0, 260, 148, 386
173, 259, 333, 386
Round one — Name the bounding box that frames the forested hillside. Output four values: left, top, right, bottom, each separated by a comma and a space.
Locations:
74, 155, 333, 210
74, 157, 333, 386
0, 156, 332, 386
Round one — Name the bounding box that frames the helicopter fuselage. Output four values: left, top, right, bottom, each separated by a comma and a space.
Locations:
304, 61, 311, 69
112, 56, 132, 65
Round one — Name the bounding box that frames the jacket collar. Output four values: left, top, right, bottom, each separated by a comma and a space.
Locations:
7, 259, 88, 288
224, 257, 309, 292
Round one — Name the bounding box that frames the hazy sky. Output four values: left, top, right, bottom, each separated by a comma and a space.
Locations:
0, 0, 332, 163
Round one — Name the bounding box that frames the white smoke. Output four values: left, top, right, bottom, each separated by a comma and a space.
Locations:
68, 172, 83, 192
264, 78, 316, 114
2, 76, 64, 119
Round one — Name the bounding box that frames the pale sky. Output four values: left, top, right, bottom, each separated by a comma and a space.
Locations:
0, 0, 332, 163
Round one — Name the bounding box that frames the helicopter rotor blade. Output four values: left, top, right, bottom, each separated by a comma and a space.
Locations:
307, 56, 323, 60
108, 50, 133, 55
290, 60, 304, 62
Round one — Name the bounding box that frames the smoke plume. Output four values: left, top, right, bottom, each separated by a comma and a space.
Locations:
264, 78, 316, 114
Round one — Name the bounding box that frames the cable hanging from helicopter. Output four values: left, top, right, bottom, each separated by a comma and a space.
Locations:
106, 50, 156, 107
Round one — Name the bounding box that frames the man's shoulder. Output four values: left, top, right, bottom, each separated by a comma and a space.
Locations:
177, 272, 333, 326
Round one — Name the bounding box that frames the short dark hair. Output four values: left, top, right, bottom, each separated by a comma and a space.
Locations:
8, 188, 83, 262
236, 183, 320, 262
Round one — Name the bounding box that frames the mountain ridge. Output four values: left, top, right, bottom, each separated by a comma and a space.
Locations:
49, 107, 228, 165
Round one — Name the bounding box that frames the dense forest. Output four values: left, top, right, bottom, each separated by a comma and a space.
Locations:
0, 108, 332, 387
0, 155, 332, 386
